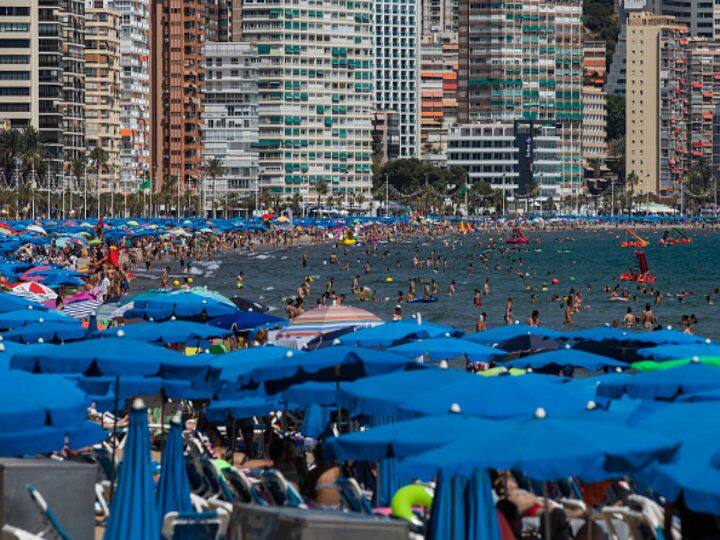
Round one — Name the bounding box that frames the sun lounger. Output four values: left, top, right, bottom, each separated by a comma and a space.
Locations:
1, 525, 44, 540
260, 469, 307, 508
336, 477, 374, 514
161, 509, 229, 540
223, 467, 267, 505
25, 485, 71, 540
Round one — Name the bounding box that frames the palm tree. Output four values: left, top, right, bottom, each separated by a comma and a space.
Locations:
89, 147, 109, 218
203, 157, 225, 219
0, 129, 22, 186
314, 179, 328, 211
626, 170, 639, 215
69, 157, 86, 216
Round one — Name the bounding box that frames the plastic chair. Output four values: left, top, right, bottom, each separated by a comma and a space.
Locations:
223, 467, 267, 505
26, 484, 71, 540
161, 509, 229, 540
260, 469, 306, 508
336, 477, 373, 514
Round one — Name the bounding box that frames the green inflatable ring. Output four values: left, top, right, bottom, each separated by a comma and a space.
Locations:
391, 484, 433, 525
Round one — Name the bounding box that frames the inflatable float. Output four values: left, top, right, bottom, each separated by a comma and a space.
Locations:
620, 251, 657, 283
620, 229, 649, 248
391, 484, 433, 529
659, 228, 692, 247
506, 227, 529, 245
409, 296, 438, 303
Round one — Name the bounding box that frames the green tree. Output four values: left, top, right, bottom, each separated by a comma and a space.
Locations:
606, 94, 625, 142
314, 179, 328, 209
202, 157, 225, 219
89, 146, 109, 217
686, 157, 713, 210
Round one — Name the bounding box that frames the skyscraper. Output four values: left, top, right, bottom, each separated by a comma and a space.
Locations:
0, 1, 38, 131
114, 0, 150, 193
205, 0, 231, 41
60, 0, 85, 170
203, 41, 259, 212
241, 0, 374, 200
625, 12, 687, 195
85, 0, 121, 192
582, 41, 608, 166
38, 0, 64, 174
150, 0, 204, 192
457, 0, 584, 195
374, 0, 420, 158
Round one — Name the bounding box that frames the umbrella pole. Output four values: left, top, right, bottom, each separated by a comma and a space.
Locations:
542, 482, 550, 540
160, 393, 166, 438
228, 412, 236, 466
109, 375, 120, 499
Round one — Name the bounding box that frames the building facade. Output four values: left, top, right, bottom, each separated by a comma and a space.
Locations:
38, 0, 64, 175
60, 0, 85, 171
374, 0, 420, 158
447, 122, 561, 199
582, 41, 608, 166
0, 1, 39, 132
419, 32, 457, 163
625, 12, 688, 195
241, 0, 374, 199
421, 0, 457, 33
687, 39, 720, 169
205, 0, 231, 41
85, 0, 121, 192
457, 0, 584, 196
150, 0, 204, 192
203, 41, 259, 212
114, 0, 150, 193
372, 110, 400, 164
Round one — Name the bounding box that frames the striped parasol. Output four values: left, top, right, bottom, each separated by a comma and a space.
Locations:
276, 304, 382, 342
62, 292, 103, 320
9, 281, 58, 304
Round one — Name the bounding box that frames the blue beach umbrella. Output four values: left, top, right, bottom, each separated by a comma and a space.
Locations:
338, 321, 463, 348
281, 381, 341, 406
568, 327, 634, 342
596, 361, 720, 400
388, 337, 505, 363
98, 321, 232, 344
124, 292, 237, 321
622, 329, 707, 346
207, 345, 302, 385
636, 343, 720, 360
105, 400, 159, 540
2, 321, 87, 344
156, 415, 191, 524
402, 409, 679, 482
0, 291, 48, 313
0, 309, 74, 330
504, 349, 627, 372
208, 311, 286, 331
0, 370, 106, 456
397, 373, 589, 419
249, 345, 413, 394
205, 396, 284, 422
464, 325, 566, 345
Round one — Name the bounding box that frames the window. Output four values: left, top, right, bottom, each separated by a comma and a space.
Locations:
0, 23, 30, 32
0, 103, 29, 112
0, 6, 29, 15
0, 71, 29, 80
0, 54, 29, 64
0, 39, 29, 48
0, 87, 29, 96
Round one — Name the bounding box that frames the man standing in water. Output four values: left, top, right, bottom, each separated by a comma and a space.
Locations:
504, 297, 514, 324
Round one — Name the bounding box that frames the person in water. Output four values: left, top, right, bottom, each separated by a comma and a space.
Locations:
623, 307, 636, 328
527, 310, 540, 327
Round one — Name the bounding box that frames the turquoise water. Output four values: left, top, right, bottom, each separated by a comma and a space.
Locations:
144, 229, 720, 339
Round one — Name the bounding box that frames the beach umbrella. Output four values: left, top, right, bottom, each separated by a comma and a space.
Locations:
2, 321, 87, 344
124, 292, 237, 321
280, 381, 340, 407
505, 349, 627, 372
636, 343, 720, 360
568, 327, 634, 342
631, 356, 720, 371
622, 329, 707, 346
10, 337, 209, 382
247, 345, 413, 394
104, 399, 159, 540
208, 311, 286, 331
401, 408, 679, 483
0, 291, 48, 313
207, 345, 303, 386
0, 309, 74, 330
8, 281, 57, 304
388, 337, 505, 363
464, 325, 566, 346
62, 298, 104, 319
0, 370, 106, 456
496, 334, 561, 355
205, 396, 284, 422
274, 304, 382, 346
231, 296, 269, 313
98, 321, 232, 344
156, 415, 191, 525
596, 361, 720, 400
180, 287, 235, 307
325, 413, 496, 462
339, 320, 463, 348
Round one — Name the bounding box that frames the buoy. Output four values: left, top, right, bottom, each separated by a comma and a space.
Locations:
551, 278, 559, 285
187, 277, 193, 284
385, 277, 394, 283
173, 280, 180, 287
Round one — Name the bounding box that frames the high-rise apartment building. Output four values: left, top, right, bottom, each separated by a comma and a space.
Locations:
206, 0, 231, 41
150, 0, 204, 192
582, 41, 608, 165
457, 0, 584, 195
421, 0, 457, 33
625, 12, 688, 195
374, 0, 420, 158
687, 39, 720, 168
419, 32, 457, 163
38, 0, 64, 174
60, 0, 85, 170
113, 0, 150, 192
241, 0, 374, 199
203, 41, 259, 211
0, 2, 38, 131
85, 0, 121, 192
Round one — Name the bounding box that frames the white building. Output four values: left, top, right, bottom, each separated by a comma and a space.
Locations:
374, 0, 420, 157
203, 41, 259, 214
113, 0, 149, 192
447, 122, 562, 199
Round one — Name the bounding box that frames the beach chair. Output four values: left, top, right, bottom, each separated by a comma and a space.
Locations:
336, 477, 374, 514
223, 467, 267, 505
598, 506, 648, 540
1, 525, 44, 540
161, 509, 229, 540
25, 485, 72, 540
260, 469, 307, 508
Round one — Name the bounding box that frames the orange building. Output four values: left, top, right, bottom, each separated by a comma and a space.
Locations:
419, 35, 458, 162
150, 0, 204, 192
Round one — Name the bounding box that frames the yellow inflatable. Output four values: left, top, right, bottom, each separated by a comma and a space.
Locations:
385, 277, 394, 283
